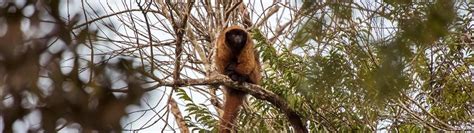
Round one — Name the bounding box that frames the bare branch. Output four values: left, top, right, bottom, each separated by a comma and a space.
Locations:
169, 98, 189, 133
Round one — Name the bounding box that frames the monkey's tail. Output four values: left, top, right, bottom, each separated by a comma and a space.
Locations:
219, 88, 246, 132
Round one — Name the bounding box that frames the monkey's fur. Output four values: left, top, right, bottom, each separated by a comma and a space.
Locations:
215, 25, 261, 132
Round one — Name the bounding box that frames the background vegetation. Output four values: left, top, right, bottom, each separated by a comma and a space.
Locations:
0, 0, 472, 132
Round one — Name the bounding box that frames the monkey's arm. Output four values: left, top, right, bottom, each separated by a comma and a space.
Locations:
215, 38, 231, 74
234, 45, 256, 75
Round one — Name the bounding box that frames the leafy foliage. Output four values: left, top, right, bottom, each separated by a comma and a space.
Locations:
178, 89, 217, 132
282, 0, 473, 131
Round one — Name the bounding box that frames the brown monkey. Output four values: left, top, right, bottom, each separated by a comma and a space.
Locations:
215, 25, 261, 132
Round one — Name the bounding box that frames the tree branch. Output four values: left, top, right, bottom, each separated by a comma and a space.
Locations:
169, 98, 189, 133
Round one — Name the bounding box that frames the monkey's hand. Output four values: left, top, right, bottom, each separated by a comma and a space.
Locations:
225, 63, 250, 82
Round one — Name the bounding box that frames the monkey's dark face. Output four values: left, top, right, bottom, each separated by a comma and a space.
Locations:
225, 29, 247, 54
